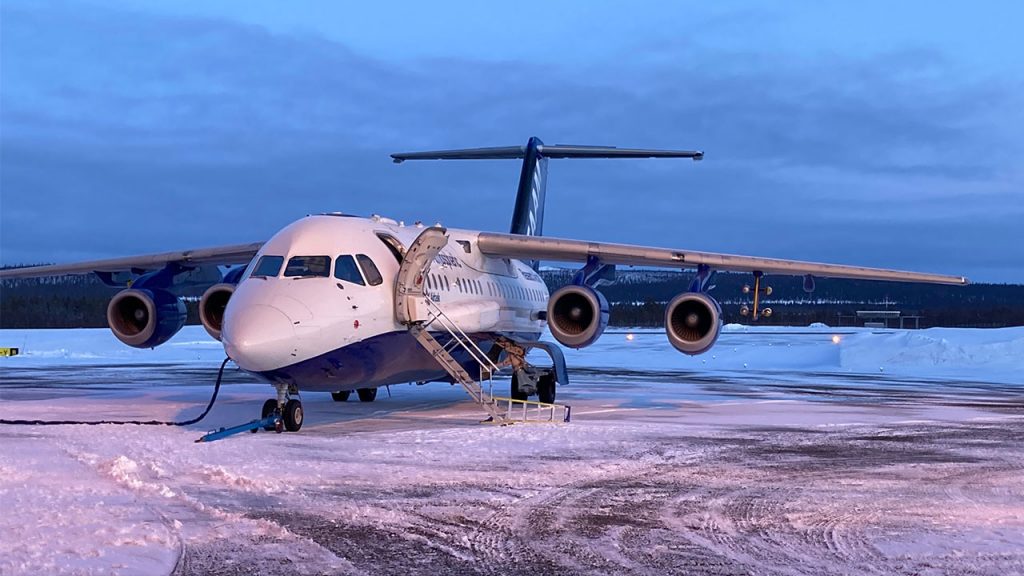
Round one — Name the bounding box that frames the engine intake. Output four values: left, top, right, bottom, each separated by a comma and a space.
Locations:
665, 292, 722, 355
546, 285, 609, 349
199, 283, 236, 341
106, 288, 186, 349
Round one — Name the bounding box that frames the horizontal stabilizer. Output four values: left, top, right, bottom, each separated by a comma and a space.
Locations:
391, 144, 703, 163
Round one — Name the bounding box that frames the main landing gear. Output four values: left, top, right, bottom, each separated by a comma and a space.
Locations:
500, 338, 558, 405
331, 388, 378, 402
259, 383, 303, 433
512, 370, 557, 404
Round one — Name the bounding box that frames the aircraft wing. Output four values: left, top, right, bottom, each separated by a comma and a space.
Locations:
0, 242, 263, 279
476, 233, 968, 285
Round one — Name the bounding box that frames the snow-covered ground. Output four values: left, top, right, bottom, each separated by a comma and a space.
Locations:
0, 325, 1022, 575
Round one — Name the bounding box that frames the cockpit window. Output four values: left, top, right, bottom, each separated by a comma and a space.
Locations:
356, 254, 383, 286
334, 255, 365, 285
251, 255, 284, 278
284, 255, 331, 278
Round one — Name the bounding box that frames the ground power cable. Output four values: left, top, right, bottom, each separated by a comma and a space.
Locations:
0, 357, 230, 426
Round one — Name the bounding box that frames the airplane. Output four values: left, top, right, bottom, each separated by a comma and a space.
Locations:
0, 137, 968, 432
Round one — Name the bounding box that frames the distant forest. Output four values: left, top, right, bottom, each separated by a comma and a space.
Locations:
542, 269, 1024, 328
1, 268, 1022, 329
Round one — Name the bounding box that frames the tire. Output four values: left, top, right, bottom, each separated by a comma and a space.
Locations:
356, 387, 378, 402
283, 399, 303, 432
261, 399, 278, 431
537, 372, 556, 404
331, 390, 352, 402
510, 372, 529, 402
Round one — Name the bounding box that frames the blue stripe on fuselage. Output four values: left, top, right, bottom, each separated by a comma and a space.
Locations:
253, 329, 541, 392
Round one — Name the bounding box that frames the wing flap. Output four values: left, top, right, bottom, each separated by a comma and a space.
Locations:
477, 233, 968, 285
0, 242, 263, 279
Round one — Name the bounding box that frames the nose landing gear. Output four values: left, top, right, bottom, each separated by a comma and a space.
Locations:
258, 384, 303, 433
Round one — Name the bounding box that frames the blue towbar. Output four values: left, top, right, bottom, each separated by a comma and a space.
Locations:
195, 414, 280, 443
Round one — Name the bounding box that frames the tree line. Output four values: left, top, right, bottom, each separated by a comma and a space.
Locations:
1, 268, 1022, 329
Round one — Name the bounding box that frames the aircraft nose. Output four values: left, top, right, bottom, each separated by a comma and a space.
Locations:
222, 304, 296, 372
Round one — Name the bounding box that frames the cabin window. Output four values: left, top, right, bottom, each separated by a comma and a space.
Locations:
356, 254, 383, 286
251, 255, 284, 278
333, 255, 364, 285
285, 255, 331, 278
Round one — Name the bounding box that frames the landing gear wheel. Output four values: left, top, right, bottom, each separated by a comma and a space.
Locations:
331, 390, 352, 402
537, 373, 557, 404
510, 372, 529, 402
356, 388, 378, 402
283, 399, 303, 432
261, 399, 278, 431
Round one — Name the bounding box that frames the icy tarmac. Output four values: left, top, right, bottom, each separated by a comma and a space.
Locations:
1, 326, 1022, 575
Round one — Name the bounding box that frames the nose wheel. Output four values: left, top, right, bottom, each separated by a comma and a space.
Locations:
259, 385, 303, 433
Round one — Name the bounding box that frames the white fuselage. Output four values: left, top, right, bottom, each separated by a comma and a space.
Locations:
220, 214, 548, 391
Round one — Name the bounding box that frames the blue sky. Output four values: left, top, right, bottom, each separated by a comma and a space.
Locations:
2, 1, 1022, 282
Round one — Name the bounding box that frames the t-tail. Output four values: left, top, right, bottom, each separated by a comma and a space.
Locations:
392, 137, 703, 264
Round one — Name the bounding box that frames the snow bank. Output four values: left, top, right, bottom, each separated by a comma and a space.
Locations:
0, 326, 225, 366
2, 324, 1021, 383
557, 326, 1023, 383
840, 327, 1024, 381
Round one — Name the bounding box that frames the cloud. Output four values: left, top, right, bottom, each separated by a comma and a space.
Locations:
1, 1, 1020, 281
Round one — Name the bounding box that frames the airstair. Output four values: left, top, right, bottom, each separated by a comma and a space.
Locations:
396, 227, 570, 425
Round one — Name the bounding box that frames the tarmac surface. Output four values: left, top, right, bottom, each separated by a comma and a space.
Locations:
2, 355, 1023, 575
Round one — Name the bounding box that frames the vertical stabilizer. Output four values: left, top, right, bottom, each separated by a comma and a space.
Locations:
510, 136, 548, 237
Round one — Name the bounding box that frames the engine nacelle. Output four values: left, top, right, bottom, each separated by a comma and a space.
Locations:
665, 292, 722, 355
546, 285, 609, 349
106, 288, 186, 349
199, 283, 236, 341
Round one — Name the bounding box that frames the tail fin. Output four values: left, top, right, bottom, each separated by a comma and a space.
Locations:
391, 137, 703, 239
511, 136, 548, 237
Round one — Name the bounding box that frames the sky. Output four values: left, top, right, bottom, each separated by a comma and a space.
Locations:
1, 0, 1022, 282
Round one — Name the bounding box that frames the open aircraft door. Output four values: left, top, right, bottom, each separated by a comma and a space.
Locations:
394, 226, 449, 325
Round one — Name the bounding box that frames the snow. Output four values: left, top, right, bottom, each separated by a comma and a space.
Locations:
564, 325, 1023, 384
4, 325, 1021, 384
1, 325, 1022, 574
1, 327, 226, 365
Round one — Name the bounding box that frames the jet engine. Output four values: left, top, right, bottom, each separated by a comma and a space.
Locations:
199, 283, 236, 341
106, 288, 186, 349
664, 292, 722, 355
546, 285, 609, 348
